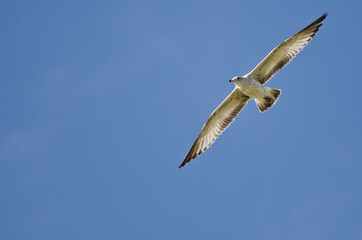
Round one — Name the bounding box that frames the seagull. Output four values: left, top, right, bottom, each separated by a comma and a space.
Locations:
179, 13, 327, 168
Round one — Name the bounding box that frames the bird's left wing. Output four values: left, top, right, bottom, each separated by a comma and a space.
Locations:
179, 87, 250, 168
249, 13, 327, 84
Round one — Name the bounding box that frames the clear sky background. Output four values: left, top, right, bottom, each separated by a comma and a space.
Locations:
1, 1, 362, 239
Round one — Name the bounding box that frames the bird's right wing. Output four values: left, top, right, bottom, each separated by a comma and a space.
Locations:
249, 13, 327, 84
179, 87, 250, 168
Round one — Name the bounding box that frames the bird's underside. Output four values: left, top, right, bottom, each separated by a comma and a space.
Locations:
179, 13, 327, 168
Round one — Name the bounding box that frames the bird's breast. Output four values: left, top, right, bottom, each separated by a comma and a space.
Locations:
236, 77, 266, 98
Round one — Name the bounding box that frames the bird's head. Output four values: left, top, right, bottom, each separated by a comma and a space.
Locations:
229, 76, 242, 83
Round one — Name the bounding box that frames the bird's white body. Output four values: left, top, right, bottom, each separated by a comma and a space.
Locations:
231, 75, 266, 99
230, 75, 281, 112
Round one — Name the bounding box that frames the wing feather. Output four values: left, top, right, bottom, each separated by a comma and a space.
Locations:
179, 88, 250, 168
249, 13, 327, 84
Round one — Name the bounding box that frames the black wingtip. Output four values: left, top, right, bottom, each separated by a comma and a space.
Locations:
178, 158, 188, 169
298, 12, 328, 34
319, 12, 328, 22
315, 12, 328, 24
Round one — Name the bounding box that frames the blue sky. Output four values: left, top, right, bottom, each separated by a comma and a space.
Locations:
1, 0, 362, 239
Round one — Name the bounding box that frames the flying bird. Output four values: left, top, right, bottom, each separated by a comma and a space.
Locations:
179, 13, 327, 168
